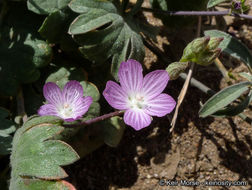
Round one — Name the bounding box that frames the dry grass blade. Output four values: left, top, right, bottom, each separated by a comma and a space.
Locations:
170, 16, 201, 132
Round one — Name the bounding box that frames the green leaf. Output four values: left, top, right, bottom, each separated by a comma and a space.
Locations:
10, 116, 79, 190
38, 8, 78, 52
207, 0, 230, 8
68, 0, 145, 79
102, 116, 125, 147
212, 90, 252, 117
46, 66, 87, 88
239, 72, 252, 82
27, 0, 71, 15
204, 30, 252, 72
18, 179, 76, 190
199, 81, 252, 118
0, 107, 16, 155
67, 123, 104, 158
80, 81, 100, 102
0, 5, 53, 96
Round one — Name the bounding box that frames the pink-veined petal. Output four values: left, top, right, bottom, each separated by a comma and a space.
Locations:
72, 96, 93, 118
38, 104, 60, 117
63, 80, 83, 104
103, 81, 128, 110
43, 82, 63, 105
118, 59, 143, 93
144, 93, 176, 117
142, 70, 169, 100
123, 109, 152, 130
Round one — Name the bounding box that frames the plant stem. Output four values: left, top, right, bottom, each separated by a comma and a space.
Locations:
63, 110, 124, 127
214, 58, 232, 85
179, 73, 216, 96
141, 8, 252, 20
16, 88, 27, 123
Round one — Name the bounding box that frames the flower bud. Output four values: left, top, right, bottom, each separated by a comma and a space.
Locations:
180, 36, 210, 62
197, 48, 222, 66
207, 37, 224, 50
180, 36, 222, 66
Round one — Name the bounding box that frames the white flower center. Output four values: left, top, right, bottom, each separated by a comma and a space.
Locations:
128, 94, 146, 110
58, 103, 74, 118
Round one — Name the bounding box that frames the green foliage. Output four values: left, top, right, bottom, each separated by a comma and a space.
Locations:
102, 116, 126, 147
240, 72, 252, 82
0, 108, 16, 155
207, 0, 230, 8
10, 116, 79, 190
149, 0, 208, 27
27, 0, 71, 15
199, 81, 252, 117
38, 8, 78, 52
204, 30, 252, 72
212, 90, 252, 117
68, 0, 152, 80
0, 4, 52, 96
69, 116, 126, 158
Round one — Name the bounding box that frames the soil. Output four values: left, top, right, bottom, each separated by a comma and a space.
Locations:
66, 1, 252, 190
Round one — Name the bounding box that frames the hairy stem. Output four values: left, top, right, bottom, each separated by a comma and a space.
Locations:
141, 8, 252, 20
179, 73, 216, 96
63, 110, 124, 127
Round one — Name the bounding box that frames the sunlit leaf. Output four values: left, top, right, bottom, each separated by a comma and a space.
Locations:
212, 90, 252, 117
68, 0, 147, 80
199, 81, 252, 117
207, 0, 230, 8
9, 116, 79, 190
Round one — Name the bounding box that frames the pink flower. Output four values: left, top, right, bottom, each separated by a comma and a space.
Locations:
38, 81, 92, 122
103, 59, 176, 130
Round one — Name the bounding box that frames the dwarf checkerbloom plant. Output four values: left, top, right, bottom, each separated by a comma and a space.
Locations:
103, 59, 176, 130
38, 81, 92, 122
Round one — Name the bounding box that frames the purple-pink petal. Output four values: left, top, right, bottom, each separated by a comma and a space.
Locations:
144, 93, 176, 117
43, 82, 63, 105
63, 80, 83, 104
118, 59, 143, 93
123, 109, 152, 130
103, 81, 128, 110
72, 96, 93, 118
142, 70, 169, 100
38, 104, 60, 117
